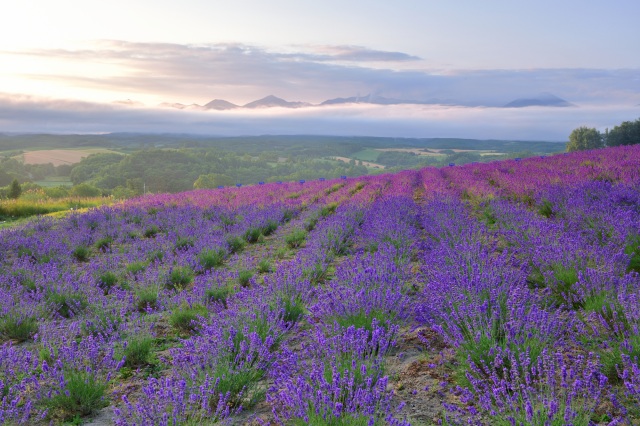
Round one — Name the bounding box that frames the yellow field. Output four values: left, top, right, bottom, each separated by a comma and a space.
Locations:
18, 149, 121, 165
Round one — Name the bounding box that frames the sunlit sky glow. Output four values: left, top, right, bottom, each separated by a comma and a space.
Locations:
1, 0, 639, 139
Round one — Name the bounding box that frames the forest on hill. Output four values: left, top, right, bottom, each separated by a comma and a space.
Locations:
0, 134, 564, 199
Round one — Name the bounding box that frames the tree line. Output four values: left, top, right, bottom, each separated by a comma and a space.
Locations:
567, 117, 640, 152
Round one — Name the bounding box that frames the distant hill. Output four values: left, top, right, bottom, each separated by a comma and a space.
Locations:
504, 93, 573, 108
243, 95, 310, 109
158, 102, 206, 111
204, 99, 239, 110
321, 94, 451, 106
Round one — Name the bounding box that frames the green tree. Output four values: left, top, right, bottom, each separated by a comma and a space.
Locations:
8, 179, 22, 199
606, 118, 640, 147
566, 126, 603, 152
193, 173, 234, 189
69, 183, 101, 197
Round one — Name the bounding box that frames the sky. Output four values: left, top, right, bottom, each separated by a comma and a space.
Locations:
1, 0, 639, 140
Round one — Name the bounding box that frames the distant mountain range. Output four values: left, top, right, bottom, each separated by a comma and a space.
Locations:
160, 93, 574, 111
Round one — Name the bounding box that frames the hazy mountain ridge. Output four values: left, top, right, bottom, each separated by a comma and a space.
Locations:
161, 92, 575, 111
504, 93, 574, 108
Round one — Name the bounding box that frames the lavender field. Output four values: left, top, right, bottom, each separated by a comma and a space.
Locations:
1, 145, 640, 425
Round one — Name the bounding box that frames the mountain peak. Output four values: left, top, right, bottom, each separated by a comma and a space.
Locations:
204, 99, 238, 110
504, 93, 573, 108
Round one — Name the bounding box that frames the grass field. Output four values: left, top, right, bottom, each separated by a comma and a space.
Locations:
33, 176, 73, 187
351, 148, 381, 162
16, 148, 123, 165
0, 196, 114, 220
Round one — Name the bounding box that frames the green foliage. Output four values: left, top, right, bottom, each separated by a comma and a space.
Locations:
198, 247, 226, 271
257, 259, 272, 273
169, 304, 208, 332
69, 183, 102, 197
94, 236, 113, 251
624, 234, 640, 273
605, 118, 640, 147
135, 287, 159, 312
146, 249, 164, 263
527, 263, 581, 309
0, 315, 38, 342
537, 200, 555, 218
279, 296, 306, 325
69, 153, 124, 184
122, 334, 154, 368
566, 126, 604, 152
332, 309, 395, 335
8, 179, 21, 199
72, 245, 90, 262
166, 266, 194, 290
174, 236, 194, 251
82, 309, 122, 338
47, 291, 88, 319
226, 235, 246, 254
143, 225, 160, 238
319, 202, 338, 217
238, 269, 254, 287
193, 173, 233, 189
41, 369, 108, 421
126, 260, 148, 275
0, 196, 109, 219
205, 285, 234, 307
292, 413, 379, 426
244, 227, 263, 243
285, 229, 307, 248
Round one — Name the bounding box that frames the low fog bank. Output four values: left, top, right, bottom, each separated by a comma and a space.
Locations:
1, 94, 637, 141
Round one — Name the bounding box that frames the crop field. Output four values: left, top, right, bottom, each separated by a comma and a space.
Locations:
18, 149, 123, 166
1, 145, 640, 425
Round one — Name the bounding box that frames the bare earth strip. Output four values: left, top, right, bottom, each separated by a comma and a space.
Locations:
20, 149, 118, 165
332, 156, 386, 169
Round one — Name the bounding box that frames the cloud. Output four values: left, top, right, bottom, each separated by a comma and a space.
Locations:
5, 41, 639, 106
0, 92, 638, 141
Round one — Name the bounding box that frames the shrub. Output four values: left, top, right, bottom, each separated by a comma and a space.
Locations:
126, 261, 148, 276
624, 234, 640, 273
146, 249, 165, 263
205, 285, 234, 308
319, 202, 338, 217
41, 369, 108, 421
226, 235, 246, 254
285, 229, 307, 248
94, 236, 113, 251
97, 271, 118, 294
82, 310, 122, 338
244, 227, 262, 243
257, 259, 272, 273
169, 304, 208, 333
135, 287, 159, 312
143, 225, 160, 238
238, 269, 254, 287
0, 315, 38, 342
47, 291, 87, 319
279, 296, 305, 325
174, 236, 194, 252
123, 334, 154, 368
72, 245, 90, 262
198, 248, 226, 271
166, 266, 194, 290
261, 220, 279, 236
